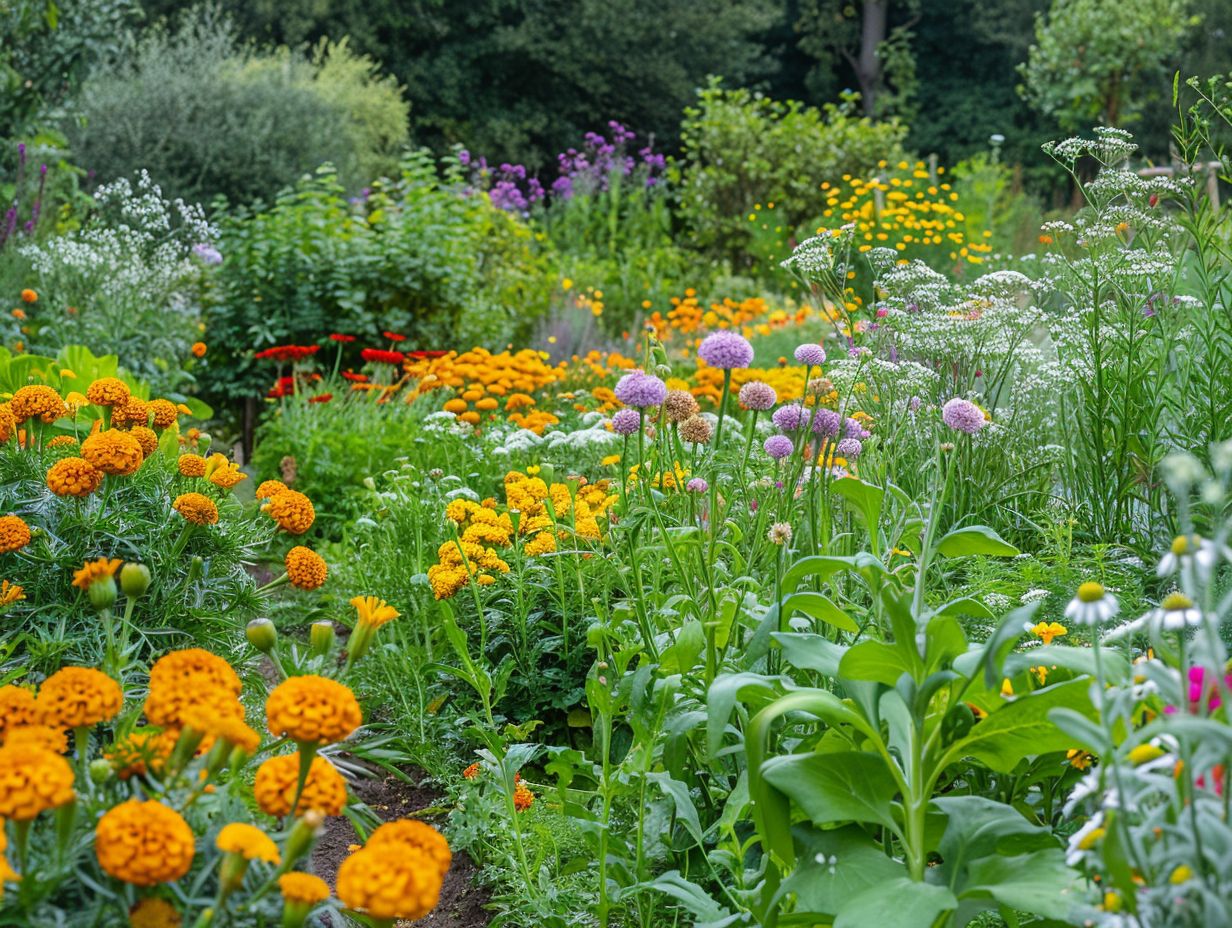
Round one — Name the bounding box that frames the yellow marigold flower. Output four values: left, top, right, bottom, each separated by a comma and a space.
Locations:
336, 845, 443, 921
128, 897, 182, 928
72, 557, 121, 592
177, 453, 206, 477
0, 405, 15, 443
1028, 621, 1067, 645
46, 435, 77, 448
253, 752, 347, 817
11, 385, 66, 423
0, 581, 23, 607
255, 479, 287, 500
351, 595, 398, 629
105, 727, 170, 779
265, 675, 361, 745
286, 547, 328, 590
216, 822, 280, 864
181, 704, 260, 754
191, 342, 207, 358
0, 686, 39, 738
95, 799, 194, 885
209, 462, 247, 489
513, 782, 535, 811
0, 516, 31, 555
81, 429, 144, 476
172, 492, 218, 526
36, 666, 123, 728
266, 490, 315, 535
46, 456, 103, 497
129, 426, 158, 457
462, 762, 480, 779
86, 377, 130, 408
144, 648, 243, 729
0, 743, 75, 819
3, 724, 68, 754
279, 871, 330, 904
112, 397, 150, 429
19, 289, 36, 304
366, 819, 452, 879
148, 399, 178, 430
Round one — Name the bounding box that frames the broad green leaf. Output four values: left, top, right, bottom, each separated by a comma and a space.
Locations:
643, 871, 733, 925
780, 591, 858, 633
781, 824, 906, 916
936, 525, 1019, 558
932, 596, 995, 620
761, 751, 900, 832
1003, 644, 1130, 684
933, 795, 1055, 883
961, 849, 1081, 920
773, 632, 846, 676
840, 640, 915, 686
781, 555, 859, 594
833, 877, 957, 928
831, 476, 883, 529
659, 620, 705, 675
647, 772, 705, 847
705, 672, 781, 758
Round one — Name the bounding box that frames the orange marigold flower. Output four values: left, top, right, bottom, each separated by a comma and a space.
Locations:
0, 404, 15, 442
36, 666, 123, 728
19, 289, 36, 304
266, 490, 315, 535
129, 426, 158, 457
255, 479, 287, 500
286, 547, 327, 590
191, 342, 207, 358
72, 557, 121, 592
47, 456, 103, 497
144, 648, 243, 729
172, 492, 218, 526
265, 675, 361, 745
105, 727, 170, 778
112, 397, 150, 429
128, 897, 182, 928
253, 753, 347, 817
177, 453, 207, 477
0, 685, 39, 738
0, 516, 31, 554
180, 705, 260, 754
0, 579, 22, 606
148, 399, 179, 430
10, 385, 65, 423
513, 782, 535, 811
86, 377, 130, 408
95, 799, 194, 885
208, 462, 247, 489
365, 819, 451, 879
279, 871, 330, 905
0, 743, 75, 820
216, 822, 280, 864
46, 435, 77, 448
336, 845, 443, 921
351, 595, 398, 629
81, 429, 144, 475
462, 762, 480, 780
4, 724, 68, 754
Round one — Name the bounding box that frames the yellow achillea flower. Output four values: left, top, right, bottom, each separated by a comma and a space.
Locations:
279, 871, 330, 904
4, 724, 68, 753
265, 675, 361, 745
265, 490, 315, 535
147, 399, 179, 430
36, 667, 123, 728
46, 457, 103, 497
10, 385, 66, 423
144, 648, 243, 729
172, 492, 219, 525
253, 753, 347, 817
216, 822, 280, 864
95, 799, 194, 885
81, 429, 144, 475
365, 819, 451, 879
72, 558, 121, 592
255, 479, 287, 500
0, 580, 24, 607
0, 686, 38, 738
286, 546, 328, 590
128, 897, 182, 928
177, 453, 207, 477
335, 844, 443, 922
85, 377, 130, 408
351, 595, 398, 629
0, 516, 31, 554
0, 743, 76, 820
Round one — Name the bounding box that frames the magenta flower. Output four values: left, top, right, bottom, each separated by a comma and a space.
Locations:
698, 331, 754, 369
615, 371, 667, 408
738, 381, 777, 410
941, 397, 986, 434
610, 408, 641, 435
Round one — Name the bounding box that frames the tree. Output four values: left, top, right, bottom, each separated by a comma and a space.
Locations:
1018, 0, 1198, 131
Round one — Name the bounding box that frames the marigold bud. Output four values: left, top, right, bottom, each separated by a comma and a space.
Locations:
88, 575, 118, 611
120, 562, 151, 598
309, 621, 335, 658
246, 618, 277, 654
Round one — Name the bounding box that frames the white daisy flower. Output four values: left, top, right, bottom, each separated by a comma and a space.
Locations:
1064, 582, 1119, 626
1148, 591, 1205, 631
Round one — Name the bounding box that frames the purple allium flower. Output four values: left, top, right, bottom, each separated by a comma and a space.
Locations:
610, 408, 641, 435
614, 371, 667, 408
811, 408, 841, 438
844, 417, 870, 440
764, 435, 794, 459
772, 403, 808, 432
942, 397, 987, 434
686, 477, 708, 493
908, 396, 922, 413
738, 380, 777, 410
836, 438, 863, 459
698, 331, 754, 370
794, 343, 826, 366
192, 243, 222, 265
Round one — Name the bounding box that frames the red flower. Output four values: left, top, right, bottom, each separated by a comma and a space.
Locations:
254, 345, 321, 362
341, 371, 368, 383
308, 393, 334, 404
267, 376, 296, 398
329, 333, 356, 343
361, 348, 405, 366
408, 350, 449, 360
382, 331, 406, 342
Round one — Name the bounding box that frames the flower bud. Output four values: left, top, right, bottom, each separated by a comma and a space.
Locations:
186, 555, 204, 584
309, 621, 335, 658
362, 476, 376, 491
196, 432, 212, 453
283, 810, 324, 868
119, 562, 151, 598
88, 576, 117, 611
89, 758, 113, 784
246, 618, 277, 654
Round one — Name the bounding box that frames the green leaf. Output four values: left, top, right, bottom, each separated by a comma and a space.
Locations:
781, 825, 907, 917
647, 772, 706, 847
961, 849, 1081, 920
1003, 644, 1130, 684
833, 877, 957, 928
932, 795, 1055, 882
780, 591, 858, 633
840, 640, 914, 686
831, 476, 883, 529
773, 632, 846, 676
761, 751, 900, 832
936, 525, 1019, 558
659, 620, 705, 675
781, 555, 860, 594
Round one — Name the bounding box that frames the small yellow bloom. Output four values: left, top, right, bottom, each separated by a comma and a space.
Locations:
1170, 864, 1194, 884
1128, 743, 1166, 765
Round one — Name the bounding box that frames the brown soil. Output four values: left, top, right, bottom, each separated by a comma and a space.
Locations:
313, 760, 492, 927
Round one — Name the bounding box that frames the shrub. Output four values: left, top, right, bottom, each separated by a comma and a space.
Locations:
675, 81, 908, 273
65, 9, 408, 205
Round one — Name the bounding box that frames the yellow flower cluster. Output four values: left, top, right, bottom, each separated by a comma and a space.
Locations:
253, 752, 348, 817
645, 289, 809, 356
264, 674, 361, 745
95, 799, 195, 886
405, 348, 569, 432
336, 818, 451, 921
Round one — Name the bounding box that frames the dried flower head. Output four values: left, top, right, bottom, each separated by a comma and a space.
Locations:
663, 390, 700, 422
679, 415, 712, 445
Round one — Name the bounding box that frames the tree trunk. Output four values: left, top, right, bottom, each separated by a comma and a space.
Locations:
857, 0, 888, 117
